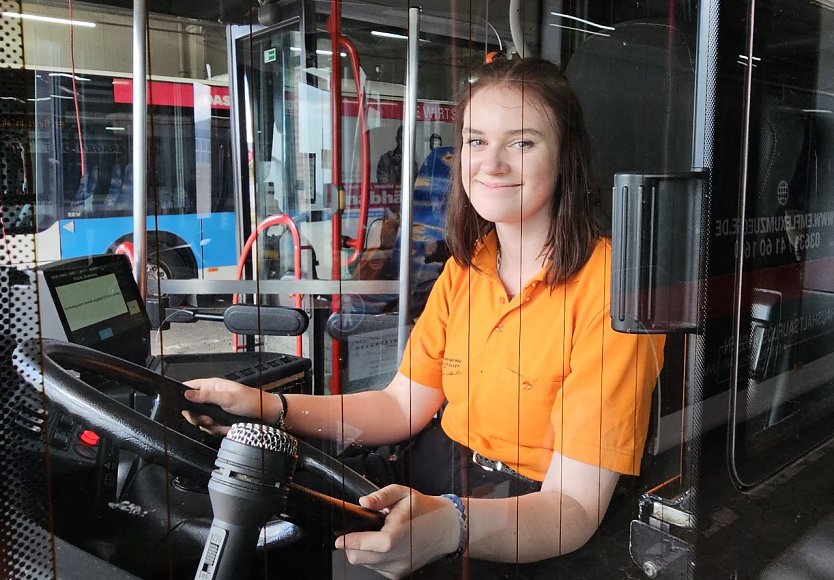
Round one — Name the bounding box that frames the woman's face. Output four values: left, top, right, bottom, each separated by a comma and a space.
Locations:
460, 85, 559, 231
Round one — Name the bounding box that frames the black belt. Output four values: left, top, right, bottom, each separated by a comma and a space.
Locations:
471, 451, 540, 486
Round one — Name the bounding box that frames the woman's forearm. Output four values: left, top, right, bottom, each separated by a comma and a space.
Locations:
280, 373, 442, 446
464, 491, 598, 563
281, 390, 406, 445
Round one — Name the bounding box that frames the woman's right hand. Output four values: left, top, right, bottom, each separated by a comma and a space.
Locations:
181, 377, 282, 436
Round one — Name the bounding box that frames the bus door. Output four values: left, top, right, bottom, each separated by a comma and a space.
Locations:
228, 1, 472, 394
228, 1, 331, 389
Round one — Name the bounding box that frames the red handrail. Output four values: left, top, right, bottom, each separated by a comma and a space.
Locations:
233, 214, 304, 356
328, 3, 344, 395
340, 35, 370, 268
327, 3, 372, 394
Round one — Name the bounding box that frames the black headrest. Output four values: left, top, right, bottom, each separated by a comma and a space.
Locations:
566, 20, 697, 193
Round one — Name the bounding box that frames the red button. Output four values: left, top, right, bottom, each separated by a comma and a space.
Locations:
79, 430, 100, 446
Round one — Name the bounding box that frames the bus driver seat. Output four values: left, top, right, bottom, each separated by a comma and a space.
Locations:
565, 18, 696, 457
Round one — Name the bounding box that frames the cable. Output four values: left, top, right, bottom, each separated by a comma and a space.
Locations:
67, 0, 86, 176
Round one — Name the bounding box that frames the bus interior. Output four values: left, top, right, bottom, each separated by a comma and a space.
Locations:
3, 0, 834, 578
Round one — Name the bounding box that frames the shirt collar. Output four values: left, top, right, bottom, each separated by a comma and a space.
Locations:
472, 231, 549, 284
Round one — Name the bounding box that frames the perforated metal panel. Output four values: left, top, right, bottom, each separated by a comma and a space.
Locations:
1, 0, 55, 576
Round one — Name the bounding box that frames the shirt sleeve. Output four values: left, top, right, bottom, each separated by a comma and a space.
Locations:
551, 307, 665, 475
397, 260, 455, 389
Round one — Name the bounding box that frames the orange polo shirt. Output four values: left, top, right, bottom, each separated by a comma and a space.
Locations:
399, 233, 664, 480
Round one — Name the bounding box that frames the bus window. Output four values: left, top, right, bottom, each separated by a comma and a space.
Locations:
0, 132, 37, 237
2, 68, 237, 295
0, 69, 59, 240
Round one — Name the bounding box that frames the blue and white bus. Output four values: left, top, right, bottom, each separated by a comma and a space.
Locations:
1, 68, 237, 304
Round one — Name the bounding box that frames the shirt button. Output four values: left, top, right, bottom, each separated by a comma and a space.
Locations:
499, 297, 506, 304
495, 324, 503, 332
522, 381, 533, 390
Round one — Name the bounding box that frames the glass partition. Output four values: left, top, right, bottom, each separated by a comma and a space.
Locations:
9, 2, 834, 579
727, 0, 834, 486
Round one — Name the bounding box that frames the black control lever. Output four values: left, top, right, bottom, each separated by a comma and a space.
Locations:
195, 423, 384, 580
148, 300, 309, 337
195, 423, 295, 580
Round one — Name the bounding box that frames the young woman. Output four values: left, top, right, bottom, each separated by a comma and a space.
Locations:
184, 57, 664, 578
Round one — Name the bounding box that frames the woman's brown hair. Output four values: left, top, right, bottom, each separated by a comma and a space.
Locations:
445, 57, 602, 286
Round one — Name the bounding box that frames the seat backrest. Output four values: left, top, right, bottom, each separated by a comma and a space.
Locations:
566, 19, 697, 219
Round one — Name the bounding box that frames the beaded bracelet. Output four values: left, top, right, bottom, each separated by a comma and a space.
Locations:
441, 493, 468, 559
272, 391, 288, 430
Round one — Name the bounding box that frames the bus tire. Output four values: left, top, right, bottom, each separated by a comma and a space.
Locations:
148, 246, 191, 307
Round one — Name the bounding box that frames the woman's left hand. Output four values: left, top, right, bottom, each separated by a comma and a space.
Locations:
335, 485, 461, 579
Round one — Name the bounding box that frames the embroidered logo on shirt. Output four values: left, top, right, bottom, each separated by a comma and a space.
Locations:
442, 358, 462, 375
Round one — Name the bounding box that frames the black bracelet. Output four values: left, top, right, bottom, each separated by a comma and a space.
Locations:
272, 391, 288, 430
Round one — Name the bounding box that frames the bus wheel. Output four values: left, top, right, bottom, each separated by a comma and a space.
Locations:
148, 247, 191, 307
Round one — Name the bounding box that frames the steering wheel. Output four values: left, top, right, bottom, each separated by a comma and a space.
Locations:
14, 339, 382, 544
